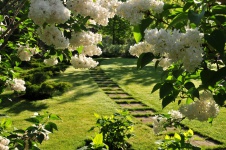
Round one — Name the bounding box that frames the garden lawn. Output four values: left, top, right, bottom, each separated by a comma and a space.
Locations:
100, 57, 226, 149
0, 66, 162, 150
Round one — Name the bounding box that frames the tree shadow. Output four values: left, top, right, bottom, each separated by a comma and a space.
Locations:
99, 58, 162, 86
50, 68, 99, 104
0, 95, 48, 114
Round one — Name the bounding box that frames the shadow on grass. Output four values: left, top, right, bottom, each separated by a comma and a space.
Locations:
0, 94, 48, 114
50, 68, 99, 104
99, 58, 162, 86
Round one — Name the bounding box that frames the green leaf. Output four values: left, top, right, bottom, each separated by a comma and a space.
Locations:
186, 97, 193, 104
93, 133, 104, 145
188, 6, 206, 26
58, 54, 63, 62
132, 26, 142, 43
160, 83, 174, 99
151, 83, 162, 93
184, 82, 195, 90
49, 114, 61, 120
0, 15, 4, 22
137, 52, 155, 69
212, 5, 226, 14
213, 93, 226, 106
168, 12, 188, 28
205, 30, 225, 56
45, 122, 58, 132
183, 1, 194, 12
132, 18, 153, 43
174, 133, 181, 142
77, 46, 84, 54
200, 69, 215, 87
37, 134, 45, 144
162, 95, 175, 109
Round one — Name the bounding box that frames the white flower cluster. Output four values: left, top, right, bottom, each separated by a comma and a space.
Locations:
44, 58, 58, 66
168, 110, 183, 121
17, 45, 37, 61
129, 42, 154, 57
96, 0, 122, 18
70, 31, 102, 56
130, 28, 204, 72
152, 115, 167, 134
8, 78, 26, 92
0, 136, 10, 150
67, 0, 118, 26
37, 25, 69, 49
33, 123, 51, 141
179, 92, 220, 121
28, 0, 71, 26
70, 31, 102, 48
117, 0, 164, 24
70, 54, 99, 69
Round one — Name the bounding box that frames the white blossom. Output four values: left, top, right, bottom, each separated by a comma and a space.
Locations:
179, 92, 219, 121
44, 58, 58, 66
117, 0, 164, 25
67, 0, 115, 26
17, 45, 37, 61
152, 115, 167, 134
28, 0, 70, 26
70, 31, 102, 49
37, 25, 69, 49
168, 110, 183, 120
70, 54, 98, 69
8, 78, 26, 92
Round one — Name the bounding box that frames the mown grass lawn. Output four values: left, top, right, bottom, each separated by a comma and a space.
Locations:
0, 58, 226, 149
100, 58, 226, 149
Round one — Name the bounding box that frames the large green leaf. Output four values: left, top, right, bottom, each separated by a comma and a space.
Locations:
213, 93, 226, 106
184, 82, 195, 90
160, 82, 174, 99
188, 6, 206, 26
132, 18, 153, 43
132, 25, 142, 43
151, 83, 162, 93
162, 95, 175, 108
205, 30, 225, 56
168, 12, 188, 28
137, 52, 155, 69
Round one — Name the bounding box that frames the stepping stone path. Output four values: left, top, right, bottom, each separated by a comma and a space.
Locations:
89, 67, 224, 149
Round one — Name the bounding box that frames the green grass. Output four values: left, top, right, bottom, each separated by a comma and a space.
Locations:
0, 66, 162, 149
1, 58, 226, 149
100, 58, 226, 149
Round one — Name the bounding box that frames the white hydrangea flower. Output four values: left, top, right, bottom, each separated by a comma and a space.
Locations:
70, 54, 99, 69
179, 92, 219, 121
44, 58, 58, 66
17, 45, 37, 61
37, 25, 69, 49
28, 0, 70, 26
0, 55, 1, 62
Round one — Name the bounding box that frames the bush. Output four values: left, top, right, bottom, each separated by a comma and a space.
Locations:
89, 110, 134, 150
22, 81, 72, 100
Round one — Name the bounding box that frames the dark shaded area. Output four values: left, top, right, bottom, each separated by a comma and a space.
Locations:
0, 95, 48, 114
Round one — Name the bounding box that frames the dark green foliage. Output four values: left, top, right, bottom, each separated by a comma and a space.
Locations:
22, 81, 71, 100
90, 110, 134, 150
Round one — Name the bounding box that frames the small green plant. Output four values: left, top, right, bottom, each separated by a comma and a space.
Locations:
156, 129, 201, 150
78, 133, 109, 150
90, 110, 134, 150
